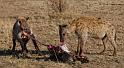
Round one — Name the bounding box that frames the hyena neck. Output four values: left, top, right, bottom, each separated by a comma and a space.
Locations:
66, 24, 76, 34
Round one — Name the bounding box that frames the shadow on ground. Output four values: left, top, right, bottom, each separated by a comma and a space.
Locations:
0, 49, 49, 56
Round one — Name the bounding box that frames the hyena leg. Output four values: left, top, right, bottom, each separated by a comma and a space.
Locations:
12, 38, 16, 51
20, 41, 26, 54
99, 35, 107, 54
76, 37, 81, 56
79, 37, 87, 57
75, 30, 87, 58
108, 38, 117, 56
75, 31, 82, 57
23, 42, 29, 53
12, 38, 20, 58
20, 41, 29, 58
107, 28, 117, 56
30, 34, 40, 54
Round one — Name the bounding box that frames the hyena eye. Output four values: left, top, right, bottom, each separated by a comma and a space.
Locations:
63, 34, 65, 36
24, 28, 28, 31
19, 21, 21, 23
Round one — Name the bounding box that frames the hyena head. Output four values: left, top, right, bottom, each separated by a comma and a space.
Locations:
16, 16, 31, 39
17, 16, 29, 29
59, 25, 68, 42
59, 22, 76, 40
61, 22, 76, 36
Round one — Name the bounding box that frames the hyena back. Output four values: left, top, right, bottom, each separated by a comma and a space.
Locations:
63, 17, 117, 57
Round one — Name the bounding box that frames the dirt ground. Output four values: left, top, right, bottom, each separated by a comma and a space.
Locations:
0, 0, 124, 68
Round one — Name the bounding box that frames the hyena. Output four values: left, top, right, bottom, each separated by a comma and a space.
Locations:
62, 17, 117, 58
12, 16, 40, 57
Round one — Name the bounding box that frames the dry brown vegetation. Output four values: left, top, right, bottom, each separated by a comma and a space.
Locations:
0, 0, 124, 68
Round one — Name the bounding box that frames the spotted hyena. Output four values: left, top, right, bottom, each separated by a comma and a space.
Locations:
12, 16, 40, 57
61, 17, 117, 58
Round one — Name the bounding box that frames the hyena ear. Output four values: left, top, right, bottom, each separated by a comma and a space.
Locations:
13, 16, 18, 20
59, 24, 68, 28
61, 24, 68, 28
59, 25, 62, 27
98, 17, 101, 19
25, 17, 29, 20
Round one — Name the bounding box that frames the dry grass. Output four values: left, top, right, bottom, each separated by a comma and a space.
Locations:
0, 0, 124, 68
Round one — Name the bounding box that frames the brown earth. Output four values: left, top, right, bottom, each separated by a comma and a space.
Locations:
0, 0, 124, 68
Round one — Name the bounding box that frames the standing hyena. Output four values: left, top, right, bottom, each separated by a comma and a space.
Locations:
12, 16, 40, 57
62, 17, 117, 58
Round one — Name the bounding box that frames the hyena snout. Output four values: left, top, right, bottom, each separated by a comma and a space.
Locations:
21, 31, 30, 39
21, 33, 28, 39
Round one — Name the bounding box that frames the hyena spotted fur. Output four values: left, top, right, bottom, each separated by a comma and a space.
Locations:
62, 17, 117, 58
12, 16, 40, 57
